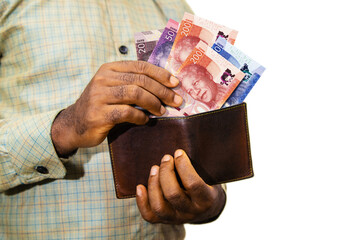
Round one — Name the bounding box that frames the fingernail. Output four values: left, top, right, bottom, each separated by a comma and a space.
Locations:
162, 155, 171, 162
170, 76, 179, 85
136, 185, 142, 197
150, 166, 158, 176
174, 94, 183, 105
160, 105, 166, 115
174, 149, 183, 158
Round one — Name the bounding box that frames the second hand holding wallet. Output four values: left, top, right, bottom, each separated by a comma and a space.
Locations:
107, 102, 253, 199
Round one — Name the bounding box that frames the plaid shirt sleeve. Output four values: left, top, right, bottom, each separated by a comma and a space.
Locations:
0, 0, 193, 192
0, 1, 215, 239
0, 110, 68, 192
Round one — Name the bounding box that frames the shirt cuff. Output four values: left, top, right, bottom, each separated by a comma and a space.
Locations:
0, 110, 67, 191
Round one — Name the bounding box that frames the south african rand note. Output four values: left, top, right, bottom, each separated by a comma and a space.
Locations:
163, 40, 245, 117
148, 19, 179, 68
135, 29, 163, 61
165, 12, 239, 74
212, 37, 266, 106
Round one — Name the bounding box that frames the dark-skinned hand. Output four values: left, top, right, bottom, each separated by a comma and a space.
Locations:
51, 61, 183, 156
136, 149, 226, 224
51, 61, 225, 224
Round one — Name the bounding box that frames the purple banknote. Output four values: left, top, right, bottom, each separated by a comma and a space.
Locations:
148, 19, 179, 68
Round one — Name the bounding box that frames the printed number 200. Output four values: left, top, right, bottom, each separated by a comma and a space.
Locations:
181, 20, 192, 37
190, 49, 204, 64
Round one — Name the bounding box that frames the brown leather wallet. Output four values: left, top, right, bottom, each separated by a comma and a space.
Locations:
107, 102, 253, 199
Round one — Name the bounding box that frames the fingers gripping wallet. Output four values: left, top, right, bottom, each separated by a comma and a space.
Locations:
107, 103, 253, 199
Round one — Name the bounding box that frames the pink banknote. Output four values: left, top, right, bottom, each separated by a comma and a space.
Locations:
163, 41, 245, 117
165, 12, 238, 74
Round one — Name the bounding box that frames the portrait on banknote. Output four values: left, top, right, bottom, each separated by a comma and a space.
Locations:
171, 35, 202, 72
177, 64, 227, 109
162, 41, 244, 117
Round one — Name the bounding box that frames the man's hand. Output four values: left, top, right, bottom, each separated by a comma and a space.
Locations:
51, 61, 183, 156
136, 149, 226, 224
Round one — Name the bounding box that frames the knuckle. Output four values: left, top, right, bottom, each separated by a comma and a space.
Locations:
129, 85, 142, 100
152, 207, 173, 222
118, 73, 136, 84
99, 63, 110, 71
105, 108, 121, 124
165, 191, 183, 206
84, 89, 103, 108
152, 204, 166, 218
119, 105, 134, 120
188, 181, 207, 194
105, 106, 133, 124
134, 61, 149, 73
111, 85, 127, 99
138, 74, 148, 86
152, 97, 162, 107
154, 68, 165, 78
159, 86, 173, 100
146, 217, 158, 224
121, 60, 133, 66
200, 197, 213, 210
154, 67, 170, 82
159, 162, 170, 173
91, 73, 106, 85
91, 87, 104, 100
141, 212, 158, 224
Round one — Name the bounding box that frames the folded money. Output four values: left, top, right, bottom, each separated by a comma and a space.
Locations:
212, 37, 266, 106
134, 12, 264, 117
135, 29, 163, 61
163, 40, 245, 117
148, 19, 179, 68
165, 12, 238, 74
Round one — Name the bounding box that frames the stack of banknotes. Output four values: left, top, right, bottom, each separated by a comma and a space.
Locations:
135, 12, 265, 117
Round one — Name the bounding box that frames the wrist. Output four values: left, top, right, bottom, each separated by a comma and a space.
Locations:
51, 108, 79, 158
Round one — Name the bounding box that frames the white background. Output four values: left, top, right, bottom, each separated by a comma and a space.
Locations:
185, 0, 360, 239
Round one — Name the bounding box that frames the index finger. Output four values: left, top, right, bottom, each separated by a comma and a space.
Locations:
106, 61, 179, 88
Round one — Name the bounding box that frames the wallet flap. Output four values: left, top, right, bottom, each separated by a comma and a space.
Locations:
108, 103, 253, 198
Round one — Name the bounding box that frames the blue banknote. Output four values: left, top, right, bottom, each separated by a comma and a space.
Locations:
212, 37, 265, 106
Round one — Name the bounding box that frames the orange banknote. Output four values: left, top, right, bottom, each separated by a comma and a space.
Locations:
163, 41, 245, 117
165, 12, 238, 74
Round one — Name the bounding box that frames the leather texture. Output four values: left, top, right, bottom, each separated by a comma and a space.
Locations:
107, 102, 253, 198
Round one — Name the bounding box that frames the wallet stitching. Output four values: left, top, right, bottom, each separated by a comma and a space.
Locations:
215, 173, 254, 185
156, 103, 245, 121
